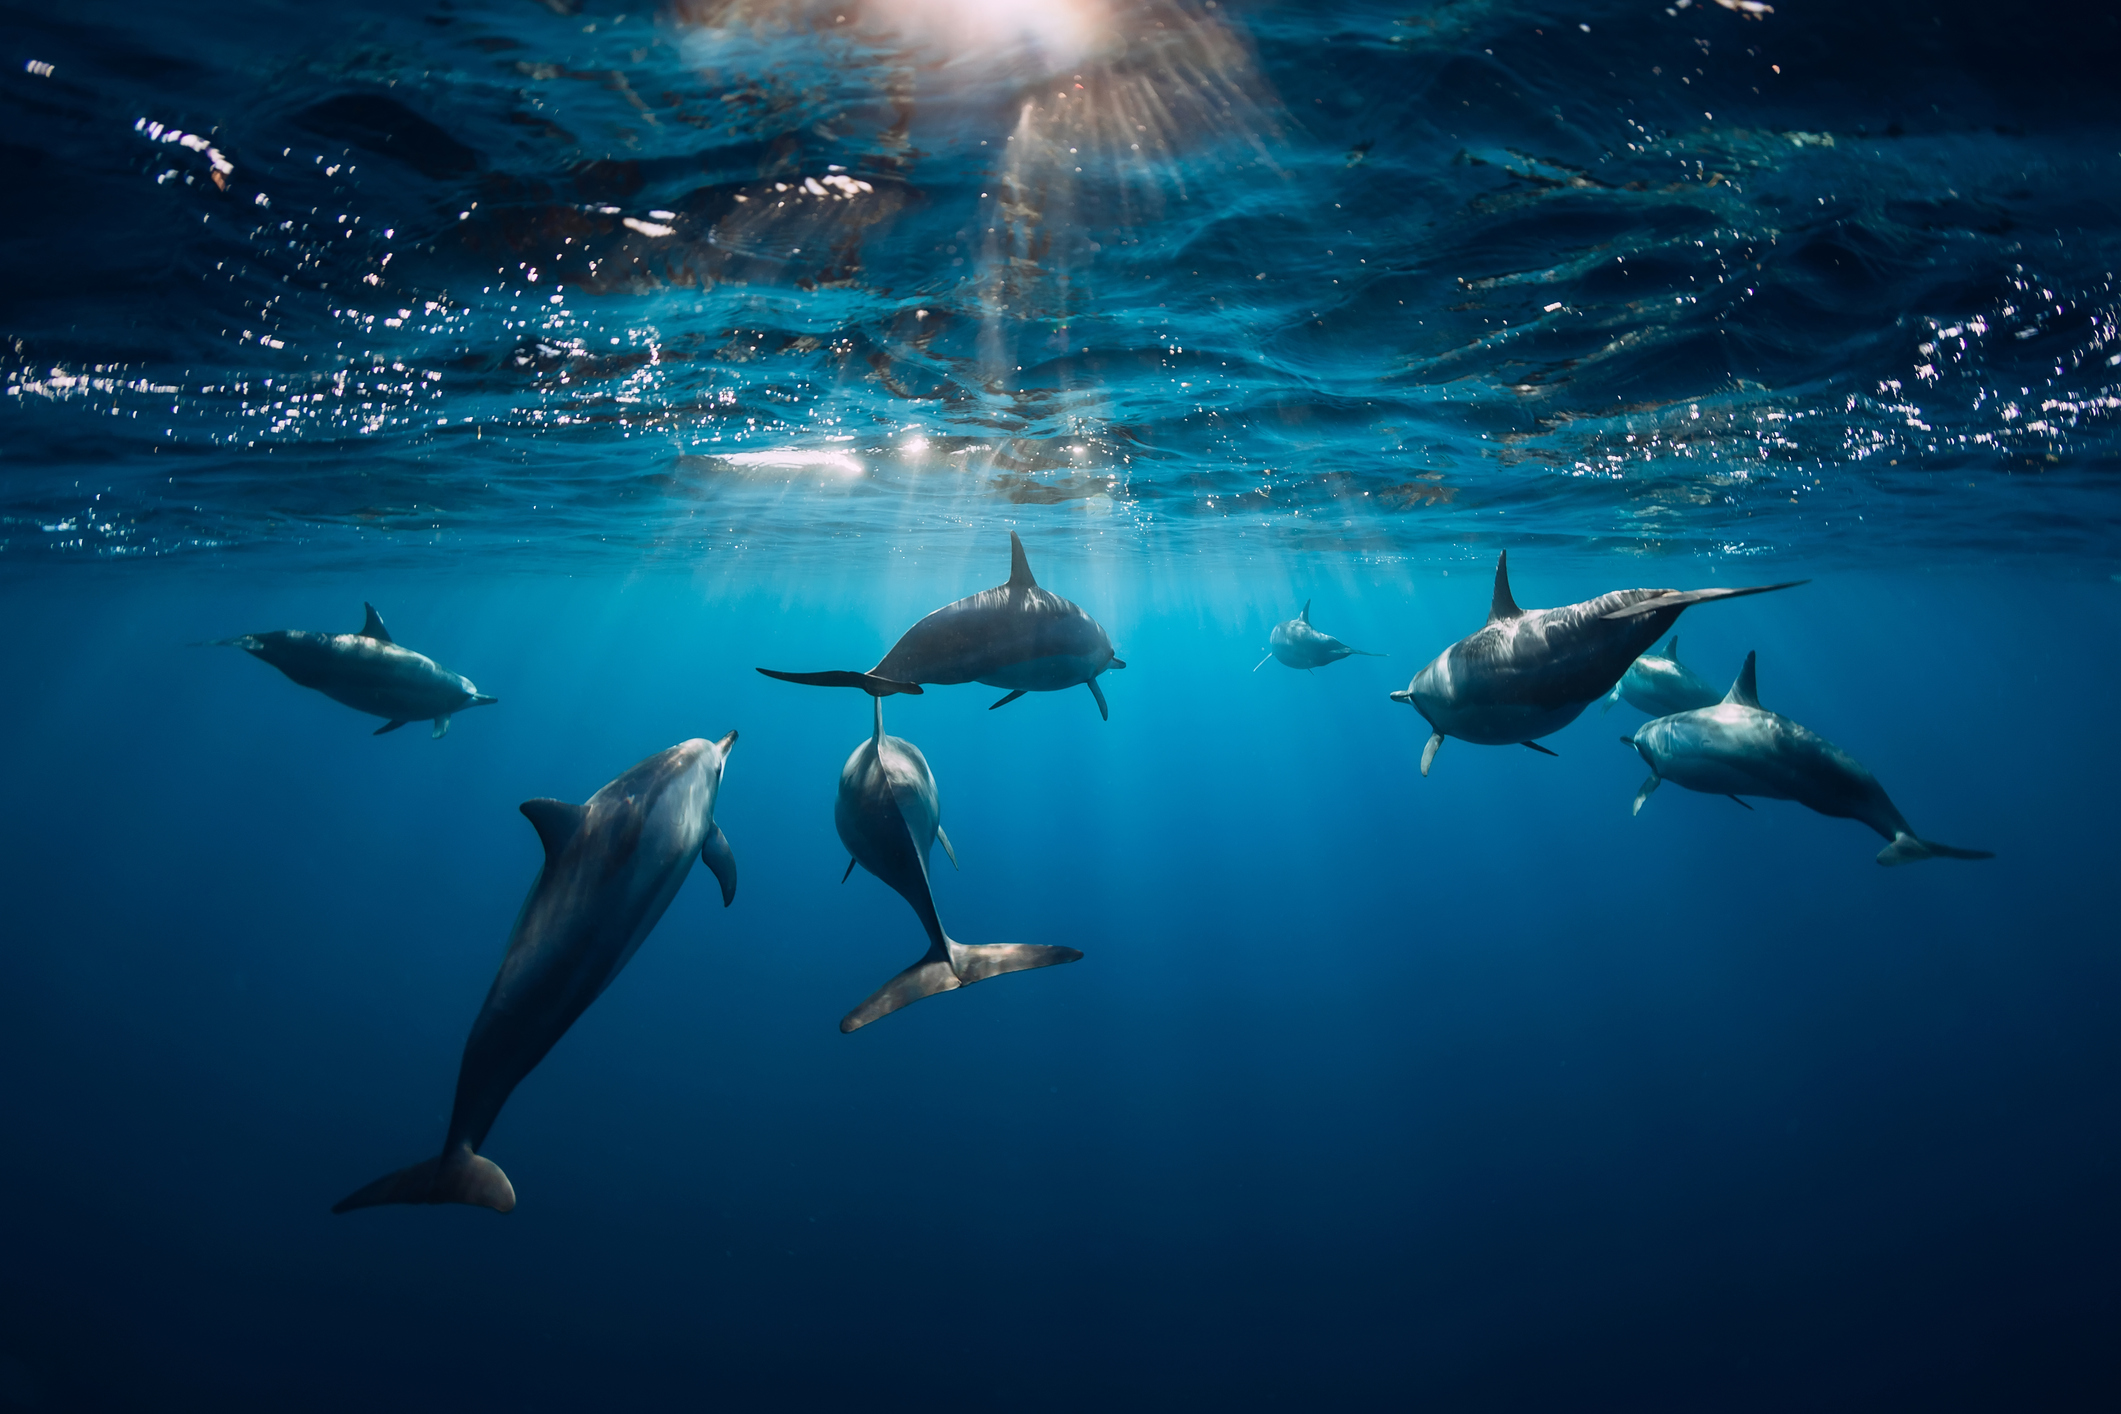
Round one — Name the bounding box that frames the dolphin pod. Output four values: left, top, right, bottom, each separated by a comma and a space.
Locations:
758, 531, 1126, 719
1600, 636, 1721, 718
1255, 601, 1385, 672
1390, 552, 1807, 776
834, 698, 1081, 1032
333, 734, 740, 1214
205, 603, 497, 738
1624, 653, 1991, 867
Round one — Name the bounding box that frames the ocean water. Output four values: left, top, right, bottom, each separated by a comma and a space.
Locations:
3, 0, 2119, 1409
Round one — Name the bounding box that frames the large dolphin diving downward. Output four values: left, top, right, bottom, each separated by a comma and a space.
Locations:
1600, 636, 1721, 718
205, 603, 497, 738
1255, 601, 1385, 672
759, 531, 1126, 718
1625, 653, 1992, 866
834, 698, 1080, 1033
334, 734, 740, 1213
1390, 552, 1806, 775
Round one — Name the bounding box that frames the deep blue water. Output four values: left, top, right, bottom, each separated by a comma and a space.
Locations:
4, 1, 2120, 1410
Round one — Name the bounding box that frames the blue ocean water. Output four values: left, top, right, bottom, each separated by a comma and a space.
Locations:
3, 0, 2119, 1409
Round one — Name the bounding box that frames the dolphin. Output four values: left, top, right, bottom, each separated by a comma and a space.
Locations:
834, 698, 1080, 1032
758, 531, 1126, 719
1388, 552, 1805, 775
1599, 636, 1721, 718
1624, 653, 1991, 866
332, 733, 740, 1213
205, 603, 497, 738
1254, 601, 1385, 672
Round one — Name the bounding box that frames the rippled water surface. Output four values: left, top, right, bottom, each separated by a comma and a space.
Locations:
7, 0, 2120, 568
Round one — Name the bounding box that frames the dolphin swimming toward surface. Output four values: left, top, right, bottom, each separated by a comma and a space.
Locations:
1254, 601, 1384, 672
333, 733, 740, 1213
204, 603, 497, 738
1599, 636, 1721, 718
1388, 552, 1805, 775
1623, 653, 1991, 866
834, 698, 1080, 1032
758, 531, 1126, 719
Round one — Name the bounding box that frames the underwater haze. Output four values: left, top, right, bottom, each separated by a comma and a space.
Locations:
3, 0, 2120, 1409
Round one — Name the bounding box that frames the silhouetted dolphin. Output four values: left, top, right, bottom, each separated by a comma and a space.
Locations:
205, 603, 496, 738
1623, 653, 1991, 866
834, 699, 1079, 1032
1389, 552, 1804, 775
1599, 636, 1720, 717
759, 532, 1126, 719
333, 733, 740, 1214
1254, 600, 1384, 672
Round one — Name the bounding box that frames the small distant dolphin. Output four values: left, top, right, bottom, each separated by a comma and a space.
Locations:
759, 531, 1127, 719
1389, 552, 1805, 775
205, 603, 497, 738
333, 733, 740, 1213
834, 698, 1080, 1032
1255, 601, 1384, 672
1624, 653, 1991, 866
1600, 636, 1721, 717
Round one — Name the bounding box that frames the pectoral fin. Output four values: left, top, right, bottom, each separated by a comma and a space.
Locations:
1087, 679, 1109, 720
700, 823, 738, 907
1632, 774, 1661, 816
1521, 741, 1558, 757
1420, 731, 1444, 777
374, 719, 409, 735
431, 716, 451, 739
989, 689, 1028, 710
936, 825, 959, 870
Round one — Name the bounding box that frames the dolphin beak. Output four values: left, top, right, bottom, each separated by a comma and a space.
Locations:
1388, 689, 1413, 703
473, 694, 499, 706
1108, 657, 1127, 670
717, 729, 739, 754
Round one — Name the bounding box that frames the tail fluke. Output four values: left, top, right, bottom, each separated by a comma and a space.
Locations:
331, 1144, 515, 1214
839, 938, 1085, 1034
755, 668, 924, 697
1601, 581, 1810, 620
1877, 832, 1995, 867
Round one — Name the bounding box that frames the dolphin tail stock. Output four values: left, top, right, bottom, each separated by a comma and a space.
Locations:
1600, 580, 1811, 620
332, 1142, 516, 1215
1876, 832, 1995, 867
839, 935, 1084, 1034
755, 668, 925, 697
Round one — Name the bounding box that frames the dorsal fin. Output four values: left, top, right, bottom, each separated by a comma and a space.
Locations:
519, 798, 588, 865
1724, 651, 1761, 708
1487, 551, 1522, 624
1663, 635, 1679, 659
360, 603, 393, 644
1300, 599, 1312, 623
1006, 531, 1037, 590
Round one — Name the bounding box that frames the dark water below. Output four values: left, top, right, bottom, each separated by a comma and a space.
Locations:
2, 1, 2118, 1410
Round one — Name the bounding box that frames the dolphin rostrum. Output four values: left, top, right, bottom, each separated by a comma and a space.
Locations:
1388, 552, 1805, 775
1254, 601, 1385, 672
205, 603, 497, 738
1623, 653, 1991, 866
1599, 636, 1721, 718
834, 698, 1080, 1032
333, 733, 740, 1213
758, 531, 1126, 719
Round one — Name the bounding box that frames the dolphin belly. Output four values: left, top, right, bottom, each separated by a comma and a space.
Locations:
1416, 690, 1591, 745
976, 653, 1106, 693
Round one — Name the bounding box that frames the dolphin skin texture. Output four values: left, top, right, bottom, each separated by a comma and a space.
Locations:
1389, 552, 1805, 776
206, 603, 497, 738
758, 531, 1126, 718
1625, 653, 1991, 866
835, 699, 1080, 1032
1599, 636, 1723, 718
333, 733, 740, 1213
1255, 600, 1385, 672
